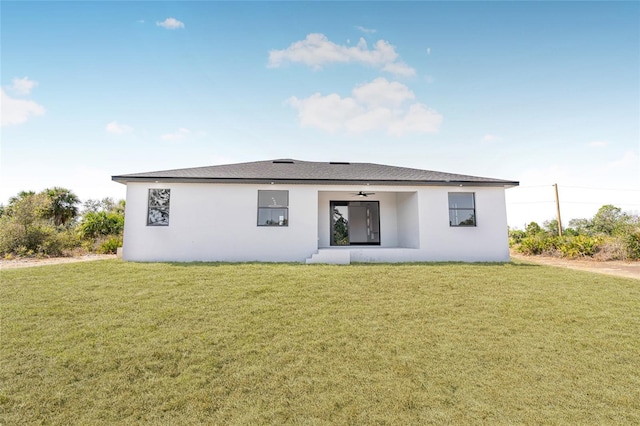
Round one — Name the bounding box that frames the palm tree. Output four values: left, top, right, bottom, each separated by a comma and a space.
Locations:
7, 191, 36, 207
44, 187, 80, 226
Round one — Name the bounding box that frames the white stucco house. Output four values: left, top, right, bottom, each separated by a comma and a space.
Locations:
112, 159, 518, 264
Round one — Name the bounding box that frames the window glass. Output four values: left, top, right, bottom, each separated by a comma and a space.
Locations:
448, 192, 476, 226
148, 189, 170, 226
258, 190, 288, 226
448, 192, 475, 209
258, 190, 288, 207
258, 208, 288, 226
449, 210, 476, 226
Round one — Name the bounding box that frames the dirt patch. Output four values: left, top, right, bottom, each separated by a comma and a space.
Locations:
511, 252, 639, 280
0, 254, 116, 270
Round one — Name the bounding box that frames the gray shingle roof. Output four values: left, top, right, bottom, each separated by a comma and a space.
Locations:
112, 159, 518, 187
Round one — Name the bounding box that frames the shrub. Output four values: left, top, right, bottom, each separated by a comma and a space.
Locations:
509, 229, 526, 246
557, 235, 601, 258
593, 237, 626, 261
97, 236, 123, 254
78, 211, 124, 239
525, 222, 543, 236
517, 235, 558, 255
562, 228, 580, 236
0, 219, 68, 257
624, 231, 640, 260
513, 206, 640, 261
0, 219, 22, 255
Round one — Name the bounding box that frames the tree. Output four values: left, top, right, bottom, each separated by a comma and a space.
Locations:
332, 207, 349, 245
43, 187, 80, 227
82, 199, 104, 214
6, 191, 36, 213
591, 205, 623, 235
78, 211, 124, 239
5, 192, 50, 233
525, 222, 543, 236
83, 197, 125, 215
78, 198, 125, 239
568, 218, 592, 235
567, 206, 638, 237
543, 219, 560, 236
0, 192, 58, 256
114, 199, 126, 215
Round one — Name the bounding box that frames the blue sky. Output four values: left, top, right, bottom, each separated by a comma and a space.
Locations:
2, 1, 638, 227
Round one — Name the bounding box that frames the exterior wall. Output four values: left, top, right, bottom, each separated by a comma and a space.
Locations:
122, 182, 318, 262
418, 186, 510, 262
122, 182, 511, 263
317, 185, 509, 262
396, 192, 420, 249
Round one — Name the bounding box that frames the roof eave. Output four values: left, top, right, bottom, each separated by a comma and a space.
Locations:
111, 176, 519, 187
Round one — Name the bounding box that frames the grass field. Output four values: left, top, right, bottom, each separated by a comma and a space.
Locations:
1, 261, 639, 424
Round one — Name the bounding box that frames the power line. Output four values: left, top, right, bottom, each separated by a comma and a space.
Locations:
561, 201, 640, 206
561, 185, 640, 192
507, 201, 640, 206
512, 184, 640, 192
506, 201, 554, 205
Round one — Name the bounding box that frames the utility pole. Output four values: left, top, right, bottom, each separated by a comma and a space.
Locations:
553, 183, 563, 236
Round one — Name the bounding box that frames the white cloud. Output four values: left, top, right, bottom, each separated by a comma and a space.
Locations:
161, 128, 191, 140
355, 26, 376, 34
156, 17, 184, 30
9, 77, 38, 95
345, 107, 395, 134
288, 94, 360, 133
106, 121, 133, 134
288, 78, 442, 136
388, 104, 442, 136
0, 88, 45, 126
427, 47, 431, 55
589, 140, 608, 148
269, 34, 395, 68
381, 61, 416, 77
352, 77, 415, 107
268, 33, 415, 77
482, 134, 501, 143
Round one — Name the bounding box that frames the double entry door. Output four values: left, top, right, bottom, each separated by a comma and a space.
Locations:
331, 201, 380, 246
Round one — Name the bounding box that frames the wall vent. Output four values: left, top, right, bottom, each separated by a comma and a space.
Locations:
329, 161, 351, 165
272, 160, 294, 164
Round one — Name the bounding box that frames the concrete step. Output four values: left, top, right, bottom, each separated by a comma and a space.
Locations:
305, 249, 351, 265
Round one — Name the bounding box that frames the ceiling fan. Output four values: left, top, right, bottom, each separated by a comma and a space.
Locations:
355, 191, 375, 198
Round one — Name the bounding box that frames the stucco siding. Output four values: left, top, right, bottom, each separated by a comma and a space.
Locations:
122, 182, 510, 262
396, 192, 420, 249
122, 183, 318, 262
419, 187, 510, 262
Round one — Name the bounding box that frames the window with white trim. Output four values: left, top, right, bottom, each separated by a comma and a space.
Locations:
257, 190, 288, 226
448, 192, 476, 226
147, 189, 170, 226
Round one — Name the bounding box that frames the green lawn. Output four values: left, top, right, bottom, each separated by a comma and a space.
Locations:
1, 261, 638, 425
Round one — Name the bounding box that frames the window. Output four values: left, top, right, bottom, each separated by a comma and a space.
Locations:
148, 189, 170, 226
449, 192, 476, 226
258, 190, 288, 226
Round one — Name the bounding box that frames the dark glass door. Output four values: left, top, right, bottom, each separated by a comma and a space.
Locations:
330, 201, 380, 246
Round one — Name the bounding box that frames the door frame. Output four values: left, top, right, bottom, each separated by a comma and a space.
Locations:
330, 200, 381, 246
